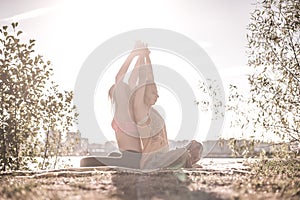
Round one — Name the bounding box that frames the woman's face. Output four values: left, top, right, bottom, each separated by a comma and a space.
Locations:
145, 84, 159, 105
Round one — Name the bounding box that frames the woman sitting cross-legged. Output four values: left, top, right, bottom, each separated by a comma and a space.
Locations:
80, 41, 202, 169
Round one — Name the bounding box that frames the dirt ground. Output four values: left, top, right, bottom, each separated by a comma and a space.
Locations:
0, 159, 299, 200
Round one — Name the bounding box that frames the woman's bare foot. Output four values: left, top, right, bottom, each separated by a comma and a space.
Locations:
186, 140, 203, 165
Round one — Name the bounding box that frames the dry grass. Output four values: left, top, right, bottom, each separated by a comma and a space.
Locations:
0, 159, 299, 200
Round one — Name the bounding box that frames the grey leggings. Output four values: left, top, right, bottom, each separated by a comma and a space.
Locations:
80, 150, 142, 169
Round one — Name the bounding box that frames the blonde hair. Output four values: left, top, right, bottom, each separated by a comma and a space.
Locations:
108, 84, 115, 104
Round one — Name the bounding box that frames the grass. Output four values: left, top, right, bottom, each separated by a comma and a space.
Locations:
0, 158, 299, 200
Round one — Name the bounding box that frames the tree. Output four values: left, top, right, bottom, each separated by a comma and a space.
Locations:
247, 0, 300, 143
39, 82, 78, 169
0, 22, 50, 170
196, 78, 225, 120
0, 23, 77, 171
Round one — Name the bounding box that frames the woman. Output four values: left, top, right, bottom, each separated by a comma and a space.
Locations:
130, 43, 202, 169
130, 44, 169, 169
81, 42, 202, 168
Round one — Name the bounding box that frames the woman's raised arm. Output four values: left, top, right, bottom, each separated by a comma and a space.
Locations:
115, 51, 137, 83
132, 44, 156, 124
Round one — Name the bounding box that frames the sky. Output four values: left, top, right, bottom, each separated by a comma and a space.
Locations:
0, 0, 256, 143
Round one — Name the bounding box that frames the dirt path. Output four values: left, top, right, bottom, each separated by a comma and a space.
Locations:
0, 159, 298, 200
